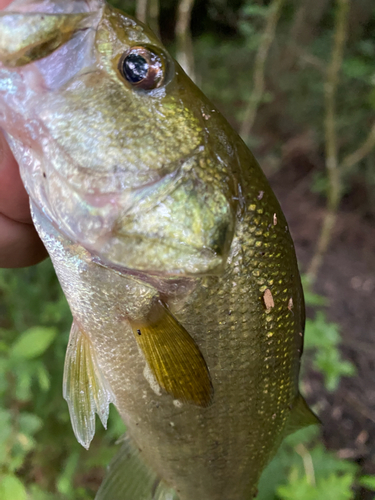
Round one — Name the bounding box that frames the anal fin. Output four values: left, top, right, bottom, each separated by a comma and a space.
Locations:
284, 393, 321, 437
129, 300, 213, 408
63, 320, 115, 449
96, 435, 179, 500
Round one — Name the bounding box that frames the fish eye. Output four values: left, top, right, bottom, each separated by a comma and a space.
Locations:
119, 46, 167, 90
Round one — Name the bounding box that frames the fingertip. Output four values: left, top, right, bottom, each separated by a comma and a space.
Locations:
0, 0, 13, 9
0, 132, 32, 223
0, 213, 48, 268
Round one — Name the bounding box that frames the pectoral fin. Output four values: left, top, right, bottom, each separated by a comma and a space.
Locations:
0, 12, 93, 66
284, 393, 320, 437
129, 300, 213, 408
63, 320, 115, 449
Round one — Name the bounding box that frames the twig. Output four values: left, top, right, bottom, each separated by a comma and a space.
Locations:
136, 0, 148, 24
288, 44, 326, 73
175, 0, 196, 81
307, 0, 350, 282
148, 0, 160, 38
342, 121, 375, 172
295, 443, 316, 486
240, 0, 285, 141
136, 0, 160, 37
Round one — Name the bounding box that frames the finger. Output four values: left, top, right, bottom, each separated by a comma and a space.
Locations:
0, 212, 48, 268
0, 132, 33, 223
0, 0, 13, 9
0, 0, 33, 223
0, 0, 48, 267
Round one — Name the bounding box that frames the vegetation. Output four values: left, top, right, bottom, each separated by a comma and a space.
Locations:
1, 0, 375, 498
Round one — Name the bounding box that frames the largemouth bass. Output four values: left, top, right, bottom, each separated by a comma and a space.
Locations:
0, 1, 319, 498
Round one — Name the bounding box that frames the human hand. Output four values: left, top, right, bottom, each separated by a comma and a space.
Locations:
0, 0, 48, 267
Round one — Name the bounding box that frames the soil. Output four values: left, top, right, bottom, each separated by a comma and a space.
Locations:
268, 154, 375, 499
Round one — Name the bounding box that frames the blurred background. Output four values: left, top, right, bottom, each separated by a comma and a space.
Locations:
1, 0, 375, 498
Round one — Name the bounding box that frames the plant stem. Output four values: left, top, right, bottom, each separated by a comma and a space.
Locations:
136, 0, 148, 23
136, 0, 160, 37
240, 0, 285, 142
342, 121, 375, 172
307, 0, 350, 282
148, 0, 160, 38
175, 0, 196, 81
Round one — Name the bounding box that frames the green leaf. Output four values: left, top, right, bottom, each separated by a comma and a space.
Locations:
241, 4, 268, 17
29, 484, 61, 500
10, 327, 57, 360
314, 349, 356, 392
36, 363, 51, 392
304, 312, 341, 350
0, 340, 8, 353
309, 444, 358, 477
277, 472, 355, 500
57, 451, 80, 496
342, 57, 372, 80
14, 365, 33, 402
0, 474, 27, 500
359, 475, 375, 491
368, 88, 375, 110
18, 412, 43, 436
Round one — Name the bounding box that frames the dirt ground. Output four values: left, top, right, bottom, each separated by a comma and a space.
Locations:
268, 156, 375, 499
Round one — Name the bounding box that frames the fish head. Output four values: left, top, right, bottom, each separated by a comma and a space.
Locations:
0, 0, 240, 276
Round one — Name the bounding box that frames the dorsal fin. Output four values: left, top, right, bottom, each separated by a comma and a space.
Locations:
96, 435, 179, 500
128, 300, 213, 408
63, 320, 115, 449
284, 393, 320, 437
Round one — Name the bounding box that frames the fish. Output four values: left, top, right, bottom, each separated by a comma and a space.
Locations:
0, 1, 319, 499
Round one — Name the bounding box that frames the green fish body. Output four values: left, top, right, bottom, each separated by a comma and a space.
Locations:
0, 1, 318, 499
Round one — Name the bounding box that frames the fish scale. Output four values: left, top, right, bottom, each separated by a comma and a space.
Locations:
0, 0, 318, 498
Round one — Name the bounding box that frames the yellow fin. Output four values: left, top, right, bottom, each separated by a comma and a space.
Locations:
0, 12, 93, 67
284, 393, 320, 437
63, 320, 115, 449
129, 300, 213, 408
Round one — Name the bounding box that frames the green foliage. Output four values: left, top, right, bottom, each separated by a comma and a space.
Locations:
278, 473, 355, 500
359, 476, 375, 491
0, 261, 125, 499
301, 277, 356, 391
10, 326, 57, 360
256, 427, 359, 500
0, 474, 27, 500
304, 311, 356, 391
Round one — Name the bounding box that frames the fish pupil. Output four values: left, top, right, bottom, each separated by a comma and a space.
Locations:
123, 54, 149, 83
